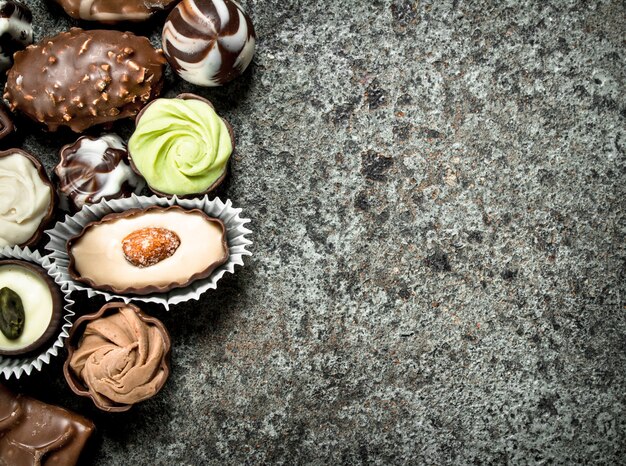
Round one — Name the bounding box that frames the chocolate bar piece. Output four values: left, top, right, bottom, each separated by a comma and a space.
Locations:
0, 384, 94, 466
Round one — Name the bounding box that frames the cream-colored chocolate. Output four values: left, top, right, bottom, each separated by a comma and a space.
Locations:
70, 210, 227, 291
69, 306, 167, 405
0, 264, 53, 352
0, 153, 53, 247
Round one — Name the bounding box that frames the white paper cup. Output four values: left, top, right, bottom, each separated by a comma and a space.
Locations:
44, 194, 253, 310
0, 246, 75, 379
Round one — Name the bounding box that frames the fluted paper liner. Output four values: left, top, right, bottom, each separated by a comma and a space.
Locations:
45, 194, 252, 310
0, 247, 75, 379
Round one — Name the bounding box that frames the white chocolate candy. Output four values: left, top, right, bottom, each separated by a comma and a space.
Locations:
0, 264, 53, 353
70, 208, 228, 293
0, 152, 53, 247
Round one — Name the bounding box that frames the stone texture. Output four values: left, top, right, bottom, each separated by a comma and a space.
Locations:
3, 0, 625, 464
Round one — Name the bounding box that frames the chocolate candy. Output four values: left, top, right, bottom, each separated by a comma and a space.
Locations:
128, 93, 234, 197
64, 302, 171, 412
0, 149, 55, 248
163, 0, 256, 86
0, 104, 14, 141
0, 260, 62, 356
0, 0, 32, 71
55, 134, 145, 211
67, 205, 229, 295
4, 28, 166, 133
54, 0, 178, 23
0, 384, 94, 465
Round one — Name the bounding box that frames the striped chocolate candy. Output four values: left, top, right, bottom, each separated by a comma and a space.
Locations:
162, 0, 256, 87
0, 0, 32, 71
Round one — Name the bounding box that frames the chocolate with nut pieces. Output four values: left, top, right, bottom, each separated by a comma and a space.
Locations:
4, 28, 166, 132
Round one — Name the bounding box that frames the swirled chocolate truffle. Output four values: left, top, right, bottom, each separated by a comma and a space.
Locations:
128, 94, 234, 197
163, 0, 256, 86
4, 28, 166, 132
54, 0, 178, 23
55, 134, 145, 211
65, 302, 170, 411
0, 149, 55, 247
0, 0, 32, 71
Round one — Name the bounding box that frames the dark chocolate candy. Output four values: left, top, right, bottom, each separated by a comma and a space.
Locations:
4, 28, 166, 133
54, 0, 178, 23
0, 0, 32, 71
55, 134, 145, 211
0, 384, 95, 466
163, 0, 256, 87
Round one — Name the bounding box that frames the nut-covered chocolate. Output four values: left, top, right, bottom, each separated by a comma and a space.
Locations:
163, 0, 256, 86
54, 0, 178, 23
0, 0, 32, 71
4, 28, 167, 132
55, 133, 145, 211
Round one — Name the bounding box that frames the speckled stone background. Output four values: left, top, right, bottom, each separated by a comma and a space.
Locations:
3, 0, 625, 464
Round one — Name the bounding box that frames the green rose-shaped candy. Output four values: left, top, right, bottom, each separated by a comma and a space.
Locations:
128, 94, 234, 196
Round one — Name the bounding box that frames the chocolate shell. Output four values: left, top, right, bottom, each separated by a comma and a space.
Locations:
129, 93, 235, 198
64, 302, 171, 412
0, 104, 14, 141
3, 28, 166, 133
67, 205, 230, 295
0, 260, 63, 356
0, 149, 56, 248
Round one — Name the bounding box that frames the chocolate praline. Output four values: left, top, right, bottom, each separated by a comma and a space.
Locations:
54, 0, 178, 23
3, 28, 166, 133
0, 149, 56, 248
64, 301, 171, 412
128, 93, 234, 198
163, 0, 256, 87
55, 134, 145, 211
0, 260, 63, 356
67, 205, 230, 295
0, 384, 95, 465
0, 104, 14, 142
0, 0, 33, 71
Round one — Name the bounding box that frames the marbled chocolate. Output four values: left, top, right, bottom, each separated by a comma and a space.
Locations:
163, 0, 256, 86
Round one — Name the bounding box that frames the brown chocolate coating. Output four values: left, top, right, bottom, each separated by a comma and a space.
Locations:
3, 28, 166, 133
67, 205, 229, 295
63, 301, 171, 412
54, 0, 178, 23
0, 149, 56, 248
0, 260, 63, 357
0, 104, 14, 141
0, 384, 95, 466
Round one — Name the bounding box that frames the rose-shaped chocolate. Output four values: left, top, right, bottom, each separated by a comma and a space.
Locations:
128, 93, 234, 197
64, 302, 170, 412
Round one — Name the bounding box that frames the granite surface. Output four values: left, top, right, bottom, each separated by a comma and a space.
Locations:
2, 0, 625, 464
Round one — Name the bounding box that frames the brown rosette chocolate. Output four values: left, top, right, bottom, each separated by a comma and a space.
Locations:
0, 384, 95, 465
4, 28, 166, 133
64, 302, 171, 412
0, 260, 63, 356
67, 205, 229, 295
0, 149, 56, 248
54, 0, 178, 23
